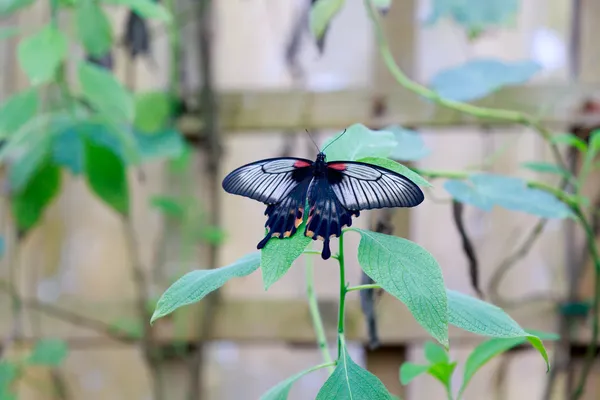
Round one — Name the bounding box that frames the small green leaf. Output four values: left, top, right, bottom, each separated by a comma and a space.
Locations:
149, 195, 185, 218
424, 341, 449, 364
550, 133, 587, 151
447, 289, 550, 371
430, 59, 540, 102
399, 362, 429, 385
261, 220, 311, 290
323, 124, 397, 162
76, 0, 113, 57
428, 362, 457, 388
18, 25, 68, 85
352, 228, 449, 347
357, 157, 432, 188
309, 0, 345, 41
11, 158, 61, 233
134, 91, 173, 134
260, 364, 327, 400
84, 139, 129, 216
151, 252, 261, 323
386, 125, 431, 161
78, 61, 134, 123
520, 161, 571, 178
28, 338, 68, 366
101, 0, 171, 21
0, 88, 38, 138
316, 344, 393, 399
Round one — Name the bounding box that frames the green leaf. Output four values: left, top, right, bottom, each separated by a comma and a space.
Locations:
352, 228, 449, 347
83, 139, 129, 216
78, 61, 134, 123
0, 0, 34, 16
430, 59, 540, 102
11, 158, 61, 233
399, 362, 429, 385
151, 252, 261, 323
260, 364, 328, 400
8, 134, 52, 193
260, 219, 311, 290
323, 124, 397, 162
447, 289, 550, 371
550, 133, 587, 151
427, 362, 457, 389
444, 180, 493, 211
386, 125, 431, 161
101, 0, 171, 21
134, 91, 173, 134
149, 195, 185, 218
0, 88, 38, 138
316, 344, 393, 399
357, 157, 432, 188
589, 129, 600, 156
520, 161, 571, 178
27, 338, 68, 366
424, 341, 449, 364
135, 128, 185, 161
425, 0, 519, 31
309, 0, 345, 41
76, 0, 113, 57
18, 25, 68, 85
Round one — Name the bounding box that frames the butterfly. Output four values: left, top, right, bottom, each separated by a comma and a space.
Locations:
221, 134, 425, 259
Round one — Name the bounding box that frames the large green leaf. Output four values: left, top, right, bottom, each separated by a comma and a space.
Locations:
309, 0, 345, 42
0, 0, 34, 15
322, 124, 397, 162
151, 252, 261, 323
27, 338, 68, 366
357, 157, 432, 188
261, 220, 311, 290
352, 228, 449, 347
101, 0, 171, 21
0, 88, 38, 138
18, 25, 67, 85
78, 61, 134, 123
83, 139, 129, 216
430, 59, 540, 102
447, 289, 550, 371
76, 0, 113, 57
316, 344, 393, 399
11, 158, 61, 233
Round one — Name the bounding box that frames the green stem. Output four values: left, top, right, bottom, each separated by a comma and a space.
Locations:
346, 284, 381, 292
337, 232, 347, 360
305, 251, 335, 374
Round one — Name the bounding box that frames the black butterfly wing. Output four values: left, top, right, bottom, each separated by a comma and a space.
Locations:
222, 157, 314, 249
325, 161, 424, 211
222, 157, 314, 205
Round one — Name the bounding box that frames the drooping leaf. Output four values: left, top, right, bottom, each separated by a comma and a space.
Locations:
151, 252, 261, 323
316, 344, 394, 399
134, 91, 172, 133
309, 0, 345, 43
11, 158, 61, 233
386, 126, 431, 161
0, 88, 38, 138
520, 161, 571, 179
429, 59, 541, 102
83, 139, 129, 216
261, 220, 311, 290
260, 364, 328, 400
78, 61, 134, 123
425, 0, 519, 31
357, 157, 432, 187
424, 341, 449, 364
550, 133, 587, 152
101, 0, 171, 21
17, 25, 68, 85
323, 124, 397, 162
399, 362, 429, 385
76, 0, 113, 57
447, 289, 550, 371
27, 338, 68, 366
352, 228, 449, 347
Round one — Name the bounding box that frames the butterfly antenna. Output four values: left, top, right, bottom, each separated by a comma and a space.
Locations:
321, 129, 347, 153
305, 129, 321, 152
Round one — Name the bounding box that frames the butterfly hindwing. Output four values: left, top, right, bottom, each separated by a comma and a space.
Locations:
222, 157, 314, 204
325, 161, 424, 211
304, 177, 359, 260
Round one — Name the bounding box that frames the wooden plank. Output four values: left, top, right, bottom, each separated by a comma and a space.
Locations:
178, 84, 600, 133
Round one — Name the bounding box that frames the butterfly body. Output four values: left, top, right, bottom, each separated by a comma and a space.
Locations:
222, 152, 424, 259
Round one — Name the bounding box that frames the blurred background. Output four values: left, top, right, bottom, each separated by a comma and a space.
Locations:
0, 0, 599, 399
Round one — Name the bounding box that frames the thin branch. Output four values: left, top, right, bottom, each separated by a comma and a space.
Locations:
451, 201, 483, 298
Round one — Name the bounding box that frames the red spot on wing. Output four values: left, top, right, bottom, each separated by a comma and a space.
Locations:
328, 163, 347, 171
294, 160, 311, 168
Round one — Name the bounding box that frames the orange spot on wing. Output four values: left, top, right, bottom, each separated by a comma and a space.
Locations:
284, 231, 292, 238
328, 163, 347, 171
294, 160, 311, 168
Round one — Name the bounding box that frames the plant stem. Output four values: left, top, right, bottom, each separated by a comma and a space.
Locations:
305, 252, 335, 374
347, 284, 381, 292
337, 233, 348, 360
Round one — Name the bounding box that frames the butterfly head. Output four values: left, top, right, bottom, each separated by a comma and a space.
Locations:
316, 152, 326, 163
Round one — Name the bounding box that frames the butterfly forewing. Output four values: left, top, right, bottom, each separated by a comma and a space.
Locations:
326, 161, 424, 211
